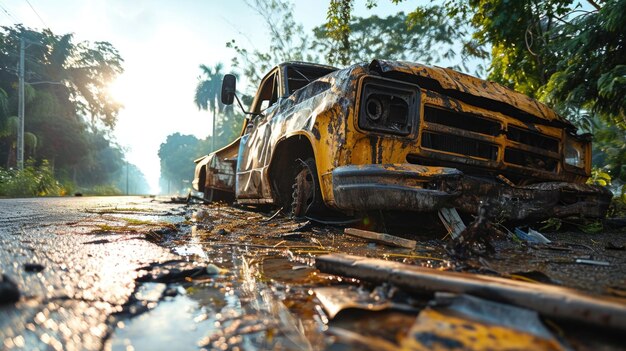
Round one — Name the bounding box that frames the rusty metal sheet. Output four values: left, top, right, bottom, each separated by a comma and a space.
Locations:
402, 307, 564, 350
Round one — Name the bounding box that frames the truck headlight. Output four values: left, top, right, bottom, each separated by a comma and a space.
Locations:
358, 76, 420, 136
564, 138, 585, 168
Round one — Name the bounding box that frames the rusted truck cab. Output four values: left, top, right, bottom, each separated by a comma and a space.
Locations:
193, 60, 611, 220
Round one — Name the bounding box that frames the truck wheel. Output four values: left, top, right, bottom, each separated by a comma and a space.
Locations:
291, 158, 320, 218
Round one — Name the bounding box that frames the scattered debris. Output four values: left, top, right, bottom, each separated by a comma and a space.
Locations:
438, 207, 466, 240
404, 294, 565, 350
168, 195, 190, 204
216, 228, 229, 236
314, 286, 418, 319
84, 239, 111, 245
264, 207, 283, 222
508, 270, 559, 285
277, 232, 305, 240
23, 263, 45, 273
205, 263, 225, 275
514, 227, 551, 244
316, 253, 626, 330
188, 194, 209, 204
344, 228, 416, 249
137, 260, 208, 283
0, 274, 20, 305
575, 258, 610, 266
326, 327, 398, 351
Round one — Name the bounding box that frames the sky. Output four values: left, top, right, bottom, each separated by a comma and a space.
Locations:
0, 0, 417, 193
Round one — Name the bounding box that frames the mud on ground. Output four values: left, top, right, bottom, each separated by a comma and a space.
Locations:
109, 200, 626, 350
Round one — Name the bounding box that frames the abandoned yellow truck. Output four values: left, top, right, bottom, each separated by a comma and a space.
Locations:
192, 60, 611, 221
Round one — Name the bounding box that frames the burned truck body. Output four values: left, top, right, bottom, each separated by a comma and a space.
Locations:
193, 60, 611, 220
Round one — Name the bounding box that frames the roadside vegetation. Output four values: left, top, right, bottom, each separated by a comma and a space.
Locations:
0, 25, 150, 197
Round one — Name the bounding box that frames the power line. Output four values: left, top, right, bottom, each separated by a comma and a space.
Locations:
0, 2, 20, 23
24, 0, 47, 28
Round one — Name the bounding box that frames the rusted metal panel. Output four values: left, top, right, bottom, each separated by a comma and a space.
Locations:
332, 163, 611, 220
202, 137, 240, 193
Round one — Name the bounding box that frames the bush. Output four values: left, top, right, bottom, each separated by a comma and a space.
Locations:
0, 159, 62, 197
82, 184, 122, 196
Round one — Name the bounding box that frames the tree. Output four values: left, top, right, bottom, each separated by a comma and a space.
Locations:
158, 133, 200, 194
313, 7, 471, 71
227, 0, 317, 85
446, 0, 626, 181
0, 25, 131, 193
195, 63, 225, 152
194, 63, 245, 152
0, 25, 124, 129
325, 0, 354, 66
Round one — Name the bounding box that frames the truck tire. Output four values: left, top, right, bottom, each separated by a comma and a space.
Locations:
291, 157, 321, 218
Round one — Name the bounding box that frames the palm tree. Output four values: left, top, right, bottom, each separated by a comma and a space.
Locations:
194, 63, 224, 152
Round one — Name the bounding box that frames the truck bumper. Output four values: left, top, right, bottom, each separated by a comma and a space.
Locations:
332, 164, 612, 220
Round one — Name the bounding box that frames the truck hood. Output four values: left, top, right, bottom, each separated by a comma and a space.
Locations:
368, 59, 573, 129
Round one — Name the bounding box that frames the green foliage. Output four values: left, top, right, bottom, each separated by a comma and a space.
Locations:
194, 63, 245, 151
0, 25, 150, 195
0, 25, 124, 129
158, 133, 200, 193
324, 0, 354, 65
313, 7, 471, 71
0, 159, 62, 197
589, 118, 626, 183
82, 184, 122, 196
608, 187, 626, 217
227, 0, 318, 85
540, 0, 626, 128
587, 167, 612, 187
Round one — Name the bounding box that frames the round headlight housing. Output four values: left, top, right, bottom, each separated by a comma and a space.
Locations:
366, 98, 383, 121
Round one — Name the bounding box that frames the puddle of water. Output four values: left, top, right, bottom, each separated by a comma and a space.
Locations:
108, 213, 186, 224
107, 293, 215, 350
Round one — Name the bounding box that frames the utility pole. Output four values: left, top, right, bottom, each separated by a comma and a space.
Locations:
17, 37, 25, 170
126, 160, 129, 195
211, 110, 216, 152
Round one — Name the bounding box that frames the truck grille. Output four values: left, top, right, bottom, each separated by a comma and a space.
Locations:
421, 131, 498, 160
417, 106, 561, 174
507, 126, 559, 152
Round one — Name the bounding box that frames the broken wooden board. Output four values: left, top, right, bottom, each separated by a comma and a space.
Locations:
344, 228, 416, 249
315, 253, 626, 331
438, 207, 466, 240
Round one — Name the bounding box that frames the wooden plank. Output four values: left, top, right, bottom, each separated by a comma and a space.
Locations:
344, 228, 416, 249
315, 253, 626, 331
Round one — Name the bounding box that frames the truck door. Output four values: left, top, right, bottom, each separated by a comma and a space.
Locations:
236, 69, 282, 199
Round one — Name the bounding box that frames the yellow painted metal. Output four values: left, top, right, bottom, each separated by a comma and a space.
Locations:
400, 308, 565, 351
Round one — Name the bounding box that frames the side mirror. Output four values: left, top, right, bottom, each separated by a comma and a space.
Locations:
221, 74, 236, 105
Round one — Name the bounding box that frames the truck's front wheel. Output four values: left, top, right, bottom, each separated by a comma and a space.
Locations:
291, 158, 321, 218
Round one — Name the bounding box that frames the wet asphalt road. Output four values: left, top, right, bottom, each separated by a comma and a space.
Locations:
0, 197, 182, 350
1, 196, 626, 350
